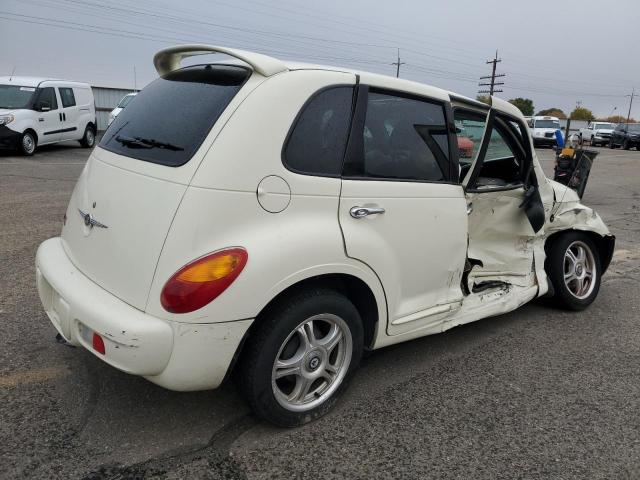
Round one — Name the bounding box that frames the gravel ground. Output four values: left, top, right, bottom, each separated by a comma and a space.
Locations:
0, 142, 638, 479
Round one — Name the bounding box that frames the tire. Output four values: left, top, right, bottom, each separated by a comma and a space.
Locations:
546, 232, 601, 311
623, 139, 630, 150
79, 125, 96, 148
590, 136, 597, 147
236, 288, 364, 427
609, 138, 615, 149
20, 131, 36, 156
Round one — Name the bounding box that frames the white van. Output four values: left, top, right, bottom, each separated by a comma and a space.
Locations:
36, 45, 614, 426
0, 76, 96, 155
529, 115, 561, 147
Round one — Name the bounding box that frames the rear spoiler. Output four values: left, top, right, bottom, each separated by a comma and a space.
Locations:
153, 44, 289, 77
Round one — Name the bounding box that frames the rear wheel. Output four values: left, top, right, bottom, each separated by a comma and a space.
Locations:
79, 125, 96, 148
546, 232, 601, 311
20, 131, 36, 156
237, 288, 363, 427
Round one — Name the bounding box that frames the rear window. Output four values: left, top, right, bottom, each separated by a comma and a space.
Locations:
100, 64, 250, 167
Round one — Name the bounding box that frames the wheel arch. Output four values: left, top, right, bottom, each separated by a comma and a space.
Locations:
545, 229, 615, 274
23, 127, 38, 144
225, 272, 384, 383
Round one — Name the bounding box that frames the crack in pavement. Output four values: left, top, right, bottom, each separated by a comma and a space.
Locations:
80, 415, 257, 480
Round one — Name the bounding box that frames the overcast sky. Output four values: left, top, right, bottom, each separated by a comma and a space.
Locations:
1, 0, 638, 118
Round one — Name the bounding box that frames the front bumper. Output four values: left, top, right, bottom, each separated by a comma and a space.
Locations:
36, 237, 252, 391
0, 125, 22, 150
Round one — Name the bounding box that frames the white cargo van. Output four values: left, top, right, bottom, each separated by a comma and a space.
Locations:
0, 77, 96, 155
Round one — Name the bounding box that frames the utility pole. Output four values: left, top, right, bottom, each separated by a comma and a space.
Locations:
391, 48, 405, 78
625, 87, 636, 124
478, 50, 505, 96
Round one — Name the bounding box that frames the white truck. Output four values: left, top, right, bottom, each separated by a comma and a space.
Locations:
579, 121, 615, 147
529, 116, 561, 148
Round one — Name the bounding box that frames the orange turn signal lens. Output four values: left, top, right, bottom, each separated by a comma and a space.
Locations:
161, 248, 248, 314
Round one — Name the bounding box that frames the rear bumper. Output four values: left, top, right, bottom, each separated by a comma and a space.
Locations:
36, 237, 252, 391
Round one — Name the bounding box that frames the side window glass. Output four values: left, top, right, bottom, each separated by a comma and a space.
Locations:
454, 109, 487, 183
35, 87, 58, 111
283, 86, 354, 177
59, 87, 76, 108
473, 119, 525, 189
347, 91, 449, 181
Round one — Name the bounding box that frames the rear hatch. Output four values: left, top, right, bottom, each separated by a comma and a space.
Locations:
61, 64, 252, 310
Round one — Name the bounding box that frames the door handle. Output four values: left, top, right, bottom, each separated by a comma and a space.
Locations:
59, 113, 62, 121
350, 206, 385, 218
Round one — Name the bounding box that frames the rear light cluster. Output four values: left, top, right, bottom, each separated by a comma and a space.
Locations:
161, 248, 248, 314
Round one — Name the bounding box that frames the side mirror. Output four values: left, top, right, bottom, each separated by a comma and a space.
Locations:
40, 106, 51, 112
38, 102, 51, 112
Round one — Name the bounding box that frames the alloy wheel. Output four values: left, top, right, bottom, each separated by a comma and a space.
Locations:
563, 240, 597, 300
271, 313, 352, 412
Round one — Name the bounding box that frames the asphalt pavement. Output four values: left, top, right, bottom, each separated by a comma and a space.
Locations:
0, 141, 639, 479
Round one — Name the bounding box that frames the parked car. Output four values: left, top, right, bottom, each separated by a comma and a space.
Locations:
0, 76, 96, 155
107, 92, 137, 126
579, 121, 615, 146
36, 45, 615, 427
530, 115, 561, 147
609, 123, 640, 150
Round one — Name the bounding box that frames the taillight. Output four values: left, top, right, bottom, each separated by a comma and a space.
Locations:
160, 248, 248, 314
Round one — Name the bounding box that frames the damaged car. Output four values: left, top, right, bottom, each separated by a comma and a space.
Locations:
36, 44, 615, 427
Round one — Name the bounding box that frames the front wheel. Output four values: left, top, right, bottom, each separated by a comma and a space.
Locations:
591, 136, 597, 147
79, 125, 96, 148
21, 131, 36, 156
237, 288, 363, 427
546, 232, 601, 311
623, 139, 630, 150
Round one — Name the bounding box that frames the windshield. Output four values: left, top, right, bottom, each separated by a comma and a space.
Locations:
117, 94, 135, 108
594, 123, 613, 130
100, 64, 250, 167
627, 124, 640, 132
0, 85, 36, 109
534, 120, 560, 129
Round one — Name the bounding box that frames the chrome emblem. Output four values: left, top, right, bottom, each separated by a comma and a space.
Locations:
78, 209, 108, 229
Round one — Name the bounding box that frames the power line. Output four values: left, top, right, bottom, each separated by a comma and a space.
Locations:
478, 50, 504, 96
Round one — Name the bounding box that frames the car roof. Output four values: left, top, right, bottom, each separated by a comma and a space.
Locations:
154, 44, 518, 118
0, 76, 90, 88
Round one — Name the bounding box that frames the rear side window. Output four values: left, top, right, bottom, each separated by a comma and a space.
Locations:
283, 86, 354, 176
100, 64, 250, 167
344, 91, 450, 182
59, 87, 76, 107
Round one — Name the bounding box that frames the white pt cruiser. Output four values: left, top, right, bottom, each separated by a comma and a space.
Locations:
36, 45, 615, 426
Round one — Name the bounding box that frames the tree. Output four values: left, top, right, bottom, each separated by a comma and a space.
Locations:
476, 95, 490, 104
536, 108, 567, 119
570, 107, 595, 121
604, 115, 636, 123
508, 98, 534, 116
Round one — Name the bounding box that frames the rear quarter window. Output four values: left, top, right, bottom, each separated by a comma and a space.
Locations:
99, 64, 250, 167
282, 86, 354, 177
